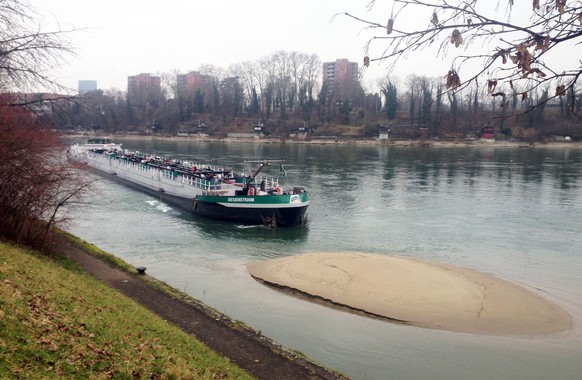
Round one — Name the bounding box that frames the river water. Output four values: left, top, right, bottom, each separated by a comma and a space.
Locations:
67, 140, 582, 380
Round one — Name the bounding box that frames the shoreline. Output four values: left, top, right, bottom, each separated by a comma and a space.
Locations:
63, 133, 582, 149
55, 233, 346, 380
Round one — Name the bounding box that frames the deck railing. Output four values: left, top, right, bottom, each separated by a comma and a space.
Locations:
89, 151, 281, 194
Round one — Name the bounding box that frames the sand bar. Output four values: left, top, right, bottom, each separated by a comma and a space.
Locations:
247, 252, 572, 336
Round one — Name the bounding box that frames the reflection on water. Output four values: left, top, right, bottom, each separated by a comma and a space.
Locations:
68, 142, 582, 380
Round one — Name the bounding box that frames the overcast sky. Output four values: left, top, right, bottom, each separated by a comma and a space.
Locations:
29, 1, 575, 95
31, 0, 443, 93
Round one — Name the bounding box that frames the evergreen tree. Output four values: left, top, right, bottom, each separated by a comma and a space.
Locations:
382, 81, 398, 120
194, 90, 205, 114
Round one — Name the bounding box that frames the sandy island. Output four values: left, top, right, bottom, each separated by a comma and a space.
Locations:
247, 252, 572, 336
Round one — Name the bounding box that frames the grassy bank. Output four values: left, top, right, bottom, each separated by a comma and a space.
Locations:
0, 241, 253, 379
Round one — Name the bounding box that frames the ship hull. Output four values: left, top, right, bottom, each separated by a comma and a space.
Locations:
193, 194, 309, 227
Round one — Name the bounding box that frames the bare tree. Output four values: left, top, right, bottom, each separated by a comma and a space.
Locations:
198, 63, 226, 81
0, 103, 94, 250
157, 69, 181, 99
0, 0, 76, 93
303, 54, 323, 105
253, 52, 320, 120
228, 61, 258, 112
0, 0, 93, 250
342, 0, 582, 119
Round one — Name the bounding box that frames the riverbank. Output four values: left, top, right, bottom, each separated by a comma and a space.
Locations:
247, 252, 573, 337
0, 240, 247, 379
59, 235, 347, 380
65, 133, 582, 149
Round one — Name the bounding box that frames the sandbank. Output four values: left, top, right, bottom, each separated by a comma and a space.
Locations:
247, 252, 572, 336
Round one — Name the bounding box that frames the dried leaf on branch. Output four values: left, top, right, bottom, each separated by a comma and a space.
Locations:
556, 84, 566, 96
492, 49, 508, 64
487, 80, 498, 93
491, 92, 508, 108
511, 44, 533, 73
533, 0, 540, 10
444, 69, 461, 89
521, 92, 528, 102
523, 68, 546, 78
555, 0, 566, 14
450, 29, 463, 47
534, 36, 551, 51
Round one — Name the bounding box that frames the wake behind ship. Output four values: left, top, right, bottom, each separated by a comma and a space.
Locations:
68, 139, 309, 228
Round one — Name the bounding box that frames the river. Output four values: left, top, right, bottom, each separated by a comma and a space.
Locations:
67, 140, 582, 380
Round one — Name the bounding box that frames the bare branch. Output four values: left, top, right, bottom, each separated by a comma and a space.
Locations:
351, 1, 582, 122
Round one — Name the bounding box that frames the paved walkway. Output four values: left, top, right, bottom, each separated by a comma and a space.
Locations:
58, 237, 346, 380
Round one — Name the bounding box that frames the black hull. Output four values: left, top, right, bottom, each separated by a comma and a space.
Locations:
193, 200, 308, 228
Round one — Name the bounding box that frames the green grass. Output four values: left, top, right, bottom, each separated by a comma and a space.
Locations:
0, 241, 254, 379
58, 231, 225, 321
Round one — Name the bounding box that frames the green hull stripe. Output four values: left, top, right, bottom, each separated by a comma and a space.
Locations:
195, 193, 309, 208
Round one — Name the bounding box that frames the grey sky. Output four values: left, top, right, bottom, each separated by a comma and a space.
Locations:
31, 1, 574, 95
33, 0, 408, 92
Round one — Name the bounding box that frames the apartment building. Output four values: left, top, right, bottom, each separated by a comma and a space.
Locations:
176, 71, 212, 98
322, 59, 361, 103
127, 73, 161, 105
322, 59, 359, 88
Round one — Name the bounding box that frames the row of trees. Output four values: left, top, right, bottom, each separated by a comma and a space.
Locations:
194, 51, 325, 119
46, 67, 580, 140
48, 51, 368, 134
382, 73, 581, 140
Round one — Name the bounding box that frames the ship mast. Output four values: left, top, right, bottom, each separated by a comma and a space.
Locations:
244, 160, 285, 187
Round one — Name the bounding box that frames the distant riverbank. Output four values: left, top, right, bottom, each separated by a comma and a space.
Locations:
64, 133, 582, 149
